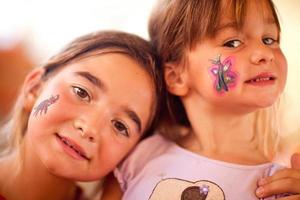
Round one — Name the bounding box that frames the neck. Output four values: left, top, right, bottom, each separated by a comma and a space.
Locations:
191, 113, 257, 148
0, 145, 76, 200
179, 97, 269, 165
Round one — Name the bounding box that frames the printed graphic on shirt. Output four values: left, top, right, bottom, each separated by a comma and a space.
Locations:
148, 178, 225, 200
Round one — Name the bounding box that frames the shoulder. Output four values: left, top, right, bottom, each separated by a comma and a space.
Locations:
114, 133, 174, 190
119, 133, 173, 172
128, 133, 173, 161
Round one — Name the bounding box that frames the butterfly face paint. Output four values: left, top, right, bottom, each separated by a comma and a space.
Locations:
210, 55, 238, 93
33, 94, 59, 117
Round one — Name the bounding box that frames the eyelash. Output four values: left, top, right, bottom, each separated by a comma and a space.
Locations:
223, 39, 242, 48
72, 86, 91, 102
262, 37, 278, 45
111, 119, 130, 137
223, 37, 278, 48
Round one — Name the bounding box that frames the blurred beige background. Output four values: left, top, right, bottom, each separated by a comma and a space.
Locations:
272, 0, 300, 158
0, 0, 299, 150
274, 0, 300, 132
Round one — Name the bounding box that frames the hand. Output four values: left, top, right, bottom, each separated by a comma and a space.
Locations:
255, 153, 300, 199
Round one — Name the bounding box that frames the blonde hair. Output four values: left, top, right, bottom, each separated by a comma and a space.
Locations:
149, 0, 283, 157
254, 99, 284, 158
0, 30, 164, 157
0, 94, 29, 157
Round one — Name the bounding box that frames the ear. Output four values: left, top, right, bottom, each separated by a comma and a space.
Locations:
164, 62, 189, 96
22, 67, 45, 112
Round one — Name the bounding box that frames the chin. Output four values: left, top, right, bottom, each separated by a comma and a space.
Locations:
48, 166, 101, 182
73, 173, 107, 182
250, 90, 281, 108
70, 168, 110, 182
235, 99, 277, 114
254, 97, 278, 109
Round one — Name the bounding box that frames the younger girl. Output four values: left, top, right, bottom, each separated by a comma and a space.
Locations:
0, 30, 163, 200
102, 0, 300, 199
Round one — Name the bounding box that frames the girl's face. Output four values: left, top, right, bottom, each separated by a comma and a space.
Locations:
184, 0, 287, 113
26, 53, 155, 181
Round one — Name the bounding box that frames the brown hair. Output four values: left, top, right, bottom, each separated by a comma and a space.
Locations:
149, 0, 281, 127
0, 30, 164, 156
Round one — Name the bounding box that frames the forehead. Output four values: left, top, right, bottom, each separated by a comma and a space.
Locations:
61, 53, 155, 96
217, 0, 277, 29
61, 52, 152, 81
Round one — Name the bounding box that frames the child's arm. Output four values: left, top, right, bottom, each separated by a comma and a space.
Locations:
256, 153, 300, 199
100, 173, 123, 200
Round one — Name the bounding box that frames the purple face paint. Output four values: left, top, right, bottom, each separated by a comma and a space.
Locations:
33, 94, 59, 117
210, 55, 238, 93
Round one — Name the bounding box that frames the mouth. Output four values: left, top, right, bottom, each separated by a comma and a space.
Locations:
55, 133, 90, 161
244, 73, 276, 85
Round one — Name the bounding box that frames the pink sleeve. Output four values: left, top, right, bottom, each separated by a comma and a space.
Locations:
113, 165, 127, 191
113, 134, 171, 191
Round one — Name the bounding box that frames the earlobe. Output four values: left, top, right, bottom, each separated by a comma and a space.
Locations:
164, 62, 189, 96
23, 67, 45, 112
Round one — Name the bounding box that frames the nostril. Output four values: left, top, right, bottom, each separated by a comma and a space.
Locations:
88, 136, 94, 142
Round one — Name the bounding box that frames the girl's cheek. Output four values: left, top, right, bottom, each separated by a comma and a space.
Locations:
46, 91, 77, 122
31, 94, 60, 117
209, 55, 239, 95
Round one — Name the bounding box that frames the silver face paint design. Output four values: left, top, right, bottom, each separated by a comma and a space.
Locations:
33, 94, 59, 116
210, 55, 237, 93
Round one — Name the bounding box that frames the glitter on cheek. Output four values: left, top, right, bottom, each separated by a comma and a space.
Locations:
209, 54, 239, 94
33, 94, 60, 117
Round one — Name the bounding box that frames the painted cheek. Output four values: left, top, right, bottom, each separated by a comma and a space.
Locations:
33, 94, 60, 117
209, 55, 239, 95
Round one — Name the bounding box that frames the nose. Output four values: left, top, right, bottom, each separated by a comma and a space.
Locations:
74, 114, 101, 143
250, 42, 274, 65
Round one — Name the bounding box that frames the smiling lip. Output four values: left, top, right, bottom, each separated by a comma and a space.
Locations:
55, 133, 90, 161
245, 72, 276, 86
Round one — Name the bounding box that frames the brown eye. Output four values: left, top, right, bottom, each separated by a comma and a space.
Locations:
72, 86, 91, 101
111, 120, 129, 137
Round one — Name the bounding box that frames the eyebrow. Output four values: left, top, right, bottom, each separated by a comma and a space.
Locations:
125, 109, 142, 133
75, 71, 106, 91
75, 71, 142, 133
265, 17, 276, 25
215, 21, 238, 33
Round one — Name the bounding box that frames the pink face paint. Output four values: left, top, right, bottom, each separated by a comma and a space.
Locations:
33, 94, 59, 117
210, 55, 238, 94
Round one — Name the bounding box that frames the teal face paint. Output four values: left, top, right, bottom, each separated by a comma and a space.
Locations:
210, 55, 237, 93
